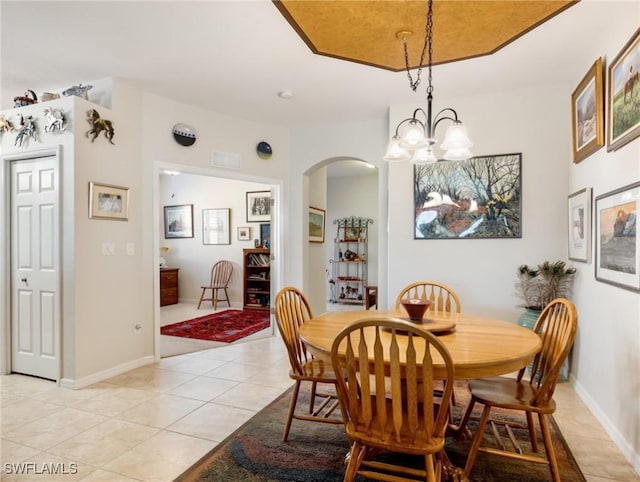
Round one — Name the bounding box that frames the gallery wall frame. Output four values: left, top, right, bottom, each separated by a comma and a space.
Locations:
309, 206, 326, 243
246, 190, 271, 222
237, 226, 251, 241
202, 208, 230, 245
594, 181, 639, 291
89, 182, 129, 221
571, 58, 604, 163
260, 223, 271, 248
414, 153, 522, 239
568, 187, 592, 263
164, 204, 194, 239
607, 27, 640, 151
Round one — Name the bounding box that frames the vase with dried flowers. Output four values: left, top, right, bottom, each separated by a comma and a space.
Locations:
515, 260, 577, 310
515, 260, 576, 380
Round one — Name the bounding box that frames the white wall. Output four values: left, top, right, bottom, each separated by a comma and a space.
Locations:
158, 173, 269, 305
388, 83, 569, 319
565, 19, 640, 471
307, 167, 328, 314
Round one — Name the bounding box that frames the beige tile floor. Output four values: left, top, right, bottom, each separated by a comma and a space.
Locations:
1, 303, 637, 481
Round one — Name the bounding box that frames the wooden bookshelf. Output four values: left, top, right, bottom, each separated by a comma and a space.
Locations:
243, 248, 270, 311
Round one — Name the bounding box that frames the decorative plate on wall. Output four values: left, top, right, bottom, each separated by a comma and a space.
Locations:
172, 123, 197, 146
256, 141, 272, 159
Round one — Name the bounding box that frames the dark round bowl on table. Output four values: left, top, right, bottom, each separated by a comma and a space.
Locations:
400, 299, 432, 322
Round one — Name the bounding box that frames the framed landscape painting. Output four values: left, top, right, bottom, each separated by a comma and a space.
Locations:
164, 204, 193, 238
595, 182, 639, 291
308, 206, 325, 243
568, 188, 592, 263
413, 153, 522, 239
571, 58, 604, 163
607, 27, 640, 151
89, 182, 129, 220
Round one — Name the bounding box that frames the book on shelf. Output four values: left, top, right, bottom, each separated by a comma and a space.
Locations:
248, 253, 270, 266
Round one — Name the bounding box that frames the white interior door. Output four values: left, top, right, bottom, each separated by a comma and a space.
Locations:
10, 155, 60, 380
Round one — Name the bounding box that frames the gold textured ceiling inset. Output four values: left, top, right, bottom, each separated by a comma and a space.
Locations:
274, 0, 578, 71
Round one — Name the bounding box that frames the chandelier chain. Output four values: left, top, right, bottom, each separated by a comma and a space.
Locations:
426, 0, 433, 95
403, 0, 432, 92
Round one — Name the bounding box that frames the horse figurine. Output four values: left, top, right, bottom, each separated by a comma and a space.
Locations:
0, 115, 14, 134
624, 69, 639, 103
13, 89, 38, 108
63, 83, 93, 100
86, 109, 115, 144
15, 114, 37, 147
43, 108, 66, 133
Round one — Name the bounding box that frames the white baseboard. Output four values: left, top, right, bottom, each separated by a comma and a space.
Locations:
59, 355, 155, 390
570, 375, 640, 475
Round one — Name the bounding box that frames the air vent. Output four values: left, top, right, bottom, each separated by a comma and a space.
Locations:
212, 150, 242, 169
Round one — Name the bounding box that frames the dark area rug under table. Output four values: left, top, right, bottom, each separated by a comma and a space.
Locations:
176, 382, 585, 482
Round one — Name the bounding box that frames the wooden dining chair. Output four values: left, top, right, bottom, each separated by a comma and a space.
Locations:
395, 280, 461, 313
331, 317, 455, 482
457, 298, 578, 482
395, 280, 461, 420
274, 286, 344, 442
197, 260, 233, 309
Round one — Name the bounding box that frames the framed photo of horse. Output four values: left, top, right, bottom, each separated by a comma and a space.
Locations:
607, 27, 640, 151
571, 58, 604, 163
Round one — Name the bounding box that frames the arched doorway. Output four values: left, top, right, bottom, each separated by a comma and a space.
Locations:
305, 157, 381, 314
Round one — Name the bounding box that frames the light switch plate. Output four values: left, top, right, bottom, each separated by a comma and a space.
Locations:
102, 242, 115, 256
126, 242, 135, 256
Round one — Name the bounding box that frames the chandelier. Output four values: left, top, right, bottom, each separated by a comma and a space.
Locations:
384, 0, 473, 164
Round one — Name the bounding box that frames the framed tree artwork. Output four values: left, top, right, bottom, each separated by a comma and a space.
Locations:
413, 153, 522, 239
571, 58, 604, 163
246, 191, 271, 222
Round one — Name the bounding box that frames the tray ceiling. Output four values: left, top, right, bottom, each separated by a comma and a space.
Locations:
274, 0, 578, 70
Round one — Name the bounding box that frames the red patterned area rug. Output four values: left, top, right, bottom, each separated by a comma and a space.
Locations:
176, 382, 585, 482
160, 310, 270, 343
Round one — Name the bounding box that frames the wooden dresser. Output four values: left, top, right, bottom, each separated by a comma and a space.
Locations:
160, 268, 179, 306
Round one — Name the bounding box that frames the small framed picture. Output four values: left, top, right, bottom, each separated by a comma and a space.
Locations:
344, 226, 360, 241
571, 58, 604, 163
89, 182, 129, 221
607, 27, 640, 151
164, 204, 194, 239
237, 226, 251, 241
568, 188, 592, 263
595, 182, 640, 291
309, 206, 326, 243
246, 190, 271, 222
260, 223, 271, 249
202, 208, 230, 245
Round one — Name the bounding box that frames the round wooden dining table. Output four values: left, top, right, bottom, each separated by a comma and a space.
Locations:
299, 309, 542, 379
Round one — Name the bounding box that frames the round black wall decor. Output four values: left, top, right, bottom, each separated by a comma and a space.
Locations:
172, 123, 197, 146
256, 141, 273, 159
